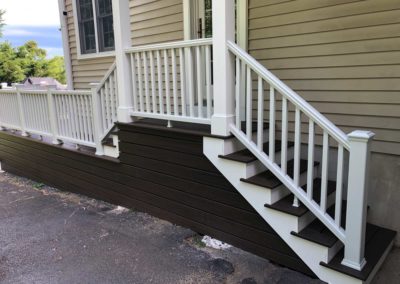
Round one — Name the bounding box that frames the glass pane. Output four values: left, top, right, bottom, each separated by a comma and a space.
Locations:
83, 21, 96, 52
204, 0, 212, 38
98, 0, 112, 16
77, 0, 96, 54
96, 0, 114, 51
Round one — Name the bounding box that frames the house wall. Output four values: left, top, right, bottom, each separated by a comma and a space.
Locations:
0, 128, 313, 276
65, 0, 115, 90
248, 0, 400, 156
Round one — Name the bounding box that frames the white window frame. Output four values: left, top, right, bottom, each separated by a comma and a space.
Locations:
72, 0, 115, 60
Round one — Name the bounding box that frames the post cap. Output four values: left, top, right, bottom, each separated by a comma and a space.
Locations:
89, 82, 100, 87
348, 130, 375, 142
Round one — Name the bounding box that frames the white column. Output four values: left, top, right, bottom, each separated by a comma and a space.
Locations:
58, 0, 73, 89
14, 84, 28, 137
112, 0, 134, 123
211, 0, 236, 136
46, 86, 61, 144
342, 130, 375, 271
90, 83, 105, 156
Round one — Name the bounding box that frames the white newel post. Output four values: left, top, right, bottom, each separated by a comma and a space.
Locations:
211, 0, 236, 136
112, 0, 134, 123
14, 84, 28, 137
90, 83, 104, 156
46, 86, 61, 144
342, 130, 375, 271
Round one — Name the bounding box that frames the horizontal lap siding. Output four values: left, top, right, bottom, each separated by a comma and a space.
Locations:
0, 129, 313, 275
248, 0, 400, 155
130, 0, 184, 46
65, 0, 115, 90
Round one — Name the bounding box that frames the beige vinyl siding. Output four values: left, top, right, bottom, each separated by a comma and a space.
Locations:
130, 0, 184, 46
248, 0, 400, 155
65, 0, 115, 90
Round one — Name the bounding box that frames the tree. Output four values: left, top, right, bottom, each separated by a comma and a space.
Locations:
0, 10, 5, 37
0, 41, 66, 84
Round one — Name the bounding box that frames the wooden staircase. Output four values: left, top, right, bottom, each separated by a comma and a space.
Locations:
204, 131, 396, 284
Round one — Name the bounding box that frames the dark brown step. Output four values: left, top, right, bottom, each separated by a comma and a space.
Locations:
264, 179, 336, 217
320, 224, 396, 281
241, 159, 314, 189
219, 141, 294, 164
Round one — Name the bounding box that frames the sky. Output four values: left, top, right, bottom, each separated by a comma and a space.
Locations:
1, 0, 63, 57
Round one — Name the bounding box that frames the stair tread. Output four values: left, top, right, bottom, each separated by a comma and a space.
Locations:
220, 141, 294, 163
264, 179, 337, 217
320, 225, 396, 281
241, 159, 313, 189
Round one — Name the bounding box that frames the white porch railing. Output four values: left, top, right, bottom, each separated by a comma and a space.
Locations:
0, 63, 118, 156
125, 38, 214, 125
227, 41, 373, 271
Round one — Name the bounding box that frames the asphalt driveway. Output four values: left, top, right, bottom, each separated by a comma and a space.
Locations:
0, 171, 397, 284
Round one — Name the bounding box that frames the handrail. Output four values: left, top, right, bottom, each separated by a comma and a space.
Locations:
124, 38, 213, 53
227, 41, 350, 150
96, 62, 117, 92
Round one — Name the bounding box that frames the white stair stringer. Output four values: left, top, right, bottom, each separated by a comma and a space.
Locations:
204, 136, 373, 284
103, 134, 119, 158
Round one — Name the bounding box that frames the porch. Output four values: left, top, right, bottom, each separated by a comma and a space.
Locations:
0, 1, 397, 283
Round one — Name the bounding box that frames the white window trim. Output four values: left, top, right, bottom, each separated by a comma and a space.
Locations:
72, 0, 116, 60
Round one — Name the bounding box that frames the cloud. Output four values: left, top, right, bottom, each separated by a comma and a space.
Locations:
3, 27, 61, 38
2, 0, 60, 27
43, 47, 64, 58
3, 28, 40, 37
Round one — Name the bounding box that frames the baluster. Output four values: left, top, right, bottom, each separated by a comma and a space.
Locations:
81, 95, 89, 141
281, 97, 288, 175
240, 61, 246, 122
179, 48, 186, 116
293, 107, 301, 207
164, 49, 171, 116
143, 52, 150, 113
149, 51, 157, 113
235, 57, 241, 129
186, 47, 194, 117
321, 131, 329, 212
109, 74, 116, 121
171, 48, 178, 115
66, 95, 74, 138
196, 46, 203, 118
307, 119, 315, 200
105, 81, 110, 129
246, 66, 252, 139
335, 145, 344, 226
205, 45, 212, 119
156, 50, 164, 114
15, 87, 27, 136
100, 89, 107, 131
136, 53, 144, 112
257, 77, 264, 150
130, 54, 138, 112
72, 96, 80, 139
269, 86, 275, 162
86, 95, 94, 141
47, 89, 59, 143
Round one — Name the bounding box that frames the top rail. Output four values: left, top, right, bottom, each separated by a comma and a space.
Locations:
227, 41, 350, 150
97, 62, 117, 92
124, 38, 213, 53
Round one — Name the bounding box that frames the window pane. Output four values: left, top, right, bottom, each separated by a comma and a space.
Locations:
77, 0, 96, 54
96, 0, 115, 52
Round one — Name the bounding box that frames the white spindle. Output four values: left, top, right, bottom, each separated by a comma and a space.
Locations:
307, 120, 315, 200
143, 52, 150, 112
269, 86, 275, 162
246, 66, 252, 139
281, 97, 288, 175
179, 48, 186, 116
156, 50, 164, 114
172, 48, 178, 115
130, 54, 138, 111
235, 57, 241, 129
109, 74, 116, 121
164, 49, 171, 115
15, 87, 27, 136
257, 77, 264, 150
196, 46, 203, 118
136, 53, 144, 112
321, 131, 329, 212
105, 81, 110, 126
149, 51, 157, 113
205, 45, 212, 119
186, 47, 194, 117
335, 145, 344, 226
293, 108, 301, 208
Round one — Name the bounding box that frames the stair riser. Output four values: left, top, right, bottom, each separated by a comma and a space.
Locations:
112, 134, 119, 146
104, 145, 119, 158
219, 129, 269, 156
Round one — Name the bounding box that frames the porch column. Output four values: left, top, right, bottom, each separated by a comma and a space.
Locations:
112, 0, 134, 123
211, 0, 236, 136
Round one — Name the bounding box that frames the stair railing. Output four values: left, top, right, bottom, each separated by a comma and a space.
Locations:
227, 41, 374, 271
90, 62, 119, 155
125, 38, 214, 125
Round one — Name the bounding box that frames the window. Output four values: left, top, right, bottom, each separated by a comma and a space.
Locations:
76, 0, 114, 55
